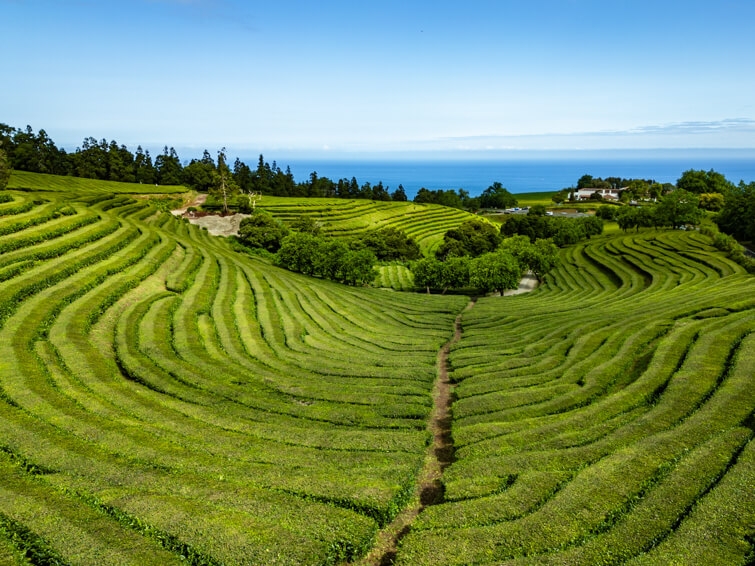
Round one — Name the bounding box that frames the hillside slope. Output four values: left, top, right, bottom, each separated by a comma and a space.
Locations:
253, 196, 488, 255
0, 188, 465, 564
0, 184, 752, 565
8, 170, 187, 194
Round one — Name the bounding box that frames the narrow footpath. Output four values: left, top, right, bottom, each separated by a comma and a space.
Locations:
354, 299, 476, 566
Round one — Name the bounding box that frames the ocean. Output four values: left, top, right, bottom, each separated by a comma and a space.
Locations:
254, 153, 755, 200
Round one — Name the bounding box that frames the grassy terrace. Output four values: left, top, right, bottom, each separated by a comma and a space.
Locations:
0, 177, 753, 564
395, 228, 755, 565
7, 170, 187, 194
255, 196, 487, 255
0, 187, 466, 564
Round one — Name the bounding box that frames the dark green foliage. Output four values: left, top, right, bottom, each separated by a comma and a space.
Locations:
500, 214, 603, 247
677, 169, 735, 194
291, 215, 322, 235
352, 227, 420, 261
478, 182, 517, 209
654, 189, 702, 229
410, 257, 445, 293
715, 181, 755, 242
436, 220, 501, 260
391, 185, 408, 201
237, 211, 290, 252
499, 235, 559, 280
596, 205, 618, 220
275, 233, 377, 285
698, 192, 725, 211
441, 256, 471, 291
528, 204, 547, 216
414, 188, 464, 209
469, 251, 522, 294
0, 148, 10, 189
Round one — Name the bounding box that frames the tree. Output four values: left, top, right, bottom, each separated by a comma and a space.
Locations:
469, 251, 522, 294
155, 146, 183, 185
354, 227, 420, 261
479, 182, 517, 209
528, 204, 547, 216
715, 181, 755, 242
440, 256, 471, 293
275, 232, 321, 274
676, 169, 734, 194
698, 193, 725, 211
617, 207, 638, 232
210, 148, 239, 214
436, 220, 501, 260
238, 211, 289, 252
339, 249, 377, 286
291, 215, 322, 235
410, 258, 445, 294
551, 190, 567, 205
0, 148, 9, 189
654, 189, 701, 229
596, 205, 617, 220
391, 184, 408, 202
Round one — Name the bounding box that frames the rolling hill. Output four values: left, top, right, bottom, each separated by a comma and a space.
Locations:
0, 176, 752, 565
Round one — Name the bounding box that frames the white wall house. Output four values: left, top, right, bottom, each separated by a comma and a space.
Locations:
575, 187, 623, 201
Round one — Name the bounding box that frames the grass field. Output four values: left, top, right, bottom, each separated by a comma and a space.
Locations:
254, 196, 488, 255
0, 178, 753, 565
8, 170, 188, 194
513, 191, 557, 207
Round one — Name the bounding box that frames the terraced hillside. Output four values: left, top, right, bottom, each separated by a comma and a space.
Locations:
255, 196, 485, 255
396, 229, 755, 564
8, 170, 187, 194
0, 182, 753, 565
0, 188, 466, 564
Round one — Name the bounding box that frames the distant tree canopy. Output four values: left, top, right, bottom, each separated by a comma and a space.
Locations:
275, 233, 376, 286
478, 182, 517, 209
500, 214, 603, 247
237, 212, 290, 252
0, 148, 10, 189
676, 169, 735, 195
435, 220, 502, 260
410, 251, 524, 295
715, 181, 755, 242
615, 190, 702, 232
351, 227, 420, 261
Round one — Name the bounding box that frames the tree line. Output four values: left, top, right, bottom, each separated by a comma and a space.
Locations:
0, 123, 520, 209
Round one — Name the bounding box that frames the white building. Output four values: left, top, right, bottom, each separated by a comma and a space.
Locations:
575, 187, 623, 201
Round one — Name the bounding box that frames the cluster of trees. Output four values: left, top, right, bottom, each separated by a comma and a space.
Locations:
1, 123, 521, 210
0, 148, 9, 189
275, 233, 376, 286
714, 181, 755, 242
235, 212, 421, 285
413, 182, 517, 211
501, 212, 603, 247
435, 220, 502, 260
411, 235, 558, 294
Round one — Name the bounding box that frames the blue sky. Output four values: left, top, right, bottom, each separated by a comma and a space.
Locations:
2, 0, 755, 157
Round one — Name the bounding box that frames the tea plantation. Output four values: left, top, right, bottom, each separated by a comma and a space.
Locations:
254, 196, 486, 255
0, 183, 752, 565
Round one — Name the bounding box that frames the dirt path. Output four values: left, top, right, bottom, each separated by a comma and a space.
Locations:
170, 193, 207, 216
354, 299, 476, 566
503, 271, 539, 296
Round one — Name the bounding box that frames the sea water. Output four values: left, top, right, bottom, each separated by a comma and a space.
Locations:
255, 153, 755, 199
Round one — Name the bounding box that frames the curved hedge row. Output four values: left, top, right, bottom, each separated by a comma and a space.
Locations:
0, 188, 466, 565
395, 228, 755, 565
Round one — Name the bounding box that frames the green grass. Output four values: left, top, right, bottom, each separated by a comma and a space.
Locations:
512, 190, 557, 207
0, 184, 752, 565
8, 170, 188, 194
253, 195, 489, 254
